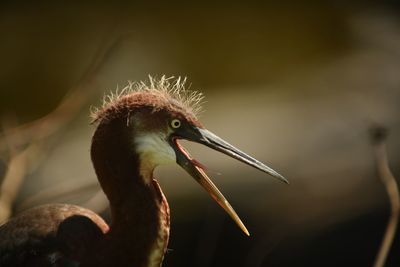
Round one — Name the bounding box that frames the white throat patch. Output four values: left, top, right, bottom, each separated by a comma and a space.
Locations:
134, 133, 176, 181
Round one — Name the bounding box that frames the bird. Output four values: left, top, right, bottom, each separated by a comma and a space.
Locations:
0, 76, 287, 267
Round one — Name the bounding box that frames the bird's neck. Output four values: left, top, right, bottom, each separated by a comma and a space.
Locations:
89, 119, 169, 267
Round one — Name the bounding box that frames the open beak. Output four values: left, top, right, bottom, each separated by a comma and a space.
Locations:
171, 126, 288, 236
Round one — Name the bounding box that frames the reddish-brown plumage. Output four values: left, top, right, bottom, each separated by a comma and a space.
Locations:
0, 76, 286, 267
0, 204, 109, 266
0, 79, 195, 267
92, 86, 203, 128
87, 115, 170, 266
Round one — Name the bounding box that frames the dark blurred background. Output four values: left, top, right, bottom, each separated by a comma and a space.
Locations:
1, 1, 400, 266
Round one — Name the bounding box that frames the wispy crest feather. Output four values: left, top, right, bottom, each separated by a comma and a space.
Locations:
91, 75, 205, 122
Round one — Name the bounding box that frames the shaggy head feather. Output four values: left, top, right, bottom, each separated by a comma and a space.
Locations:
91, 76, 204, 124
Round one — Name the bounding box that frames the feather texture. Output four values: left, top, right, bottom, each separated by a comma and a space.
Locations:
91, 75, 204, 123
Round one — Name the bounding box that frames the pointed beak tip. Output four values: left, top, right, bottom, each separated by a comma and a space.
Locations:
237, 220, 251, 236
268, 171, 289, 184
245, 230, 251, 237
175, 127, 288, 235
280, 176, 290, 185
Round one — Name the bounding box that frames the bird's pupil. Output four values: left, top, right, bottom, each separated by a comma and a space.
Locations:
171, 119, 181, 128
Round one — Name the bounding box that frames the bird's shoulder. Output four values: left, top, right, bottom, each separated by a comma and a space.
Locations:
0, 203, 109, 266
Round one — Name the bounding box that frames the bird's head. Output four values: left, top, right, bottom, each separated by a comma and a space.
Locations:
92, 76, 287, 235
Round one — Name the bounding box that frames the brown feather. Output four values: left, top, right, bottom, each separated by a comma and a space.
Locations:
91, 76, 204, 124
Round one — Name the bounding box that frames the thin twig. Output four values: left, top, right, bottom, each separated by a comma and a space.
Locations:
371, 126, 399, 267
0, 145, 39, 223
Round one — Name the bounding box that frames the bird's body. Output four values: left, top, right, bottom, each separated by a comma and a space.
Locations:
0, 76, 287, 267
0, 204, 108, 266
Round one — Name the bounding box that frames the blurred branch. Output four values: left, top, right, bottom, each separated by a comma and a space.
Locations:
0, 25, 128, 222
18, 179, 98, 212
0, 30, 125, 152
370, 126, 399, 267
0, 117, 34, 222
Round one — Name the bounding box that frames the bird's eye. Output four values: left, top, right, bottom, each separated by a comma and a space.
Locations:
171, 119, 181, 129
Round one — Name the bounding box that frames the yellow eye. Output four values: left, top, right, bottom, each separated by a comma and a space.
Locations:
171, 119, 181, 129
